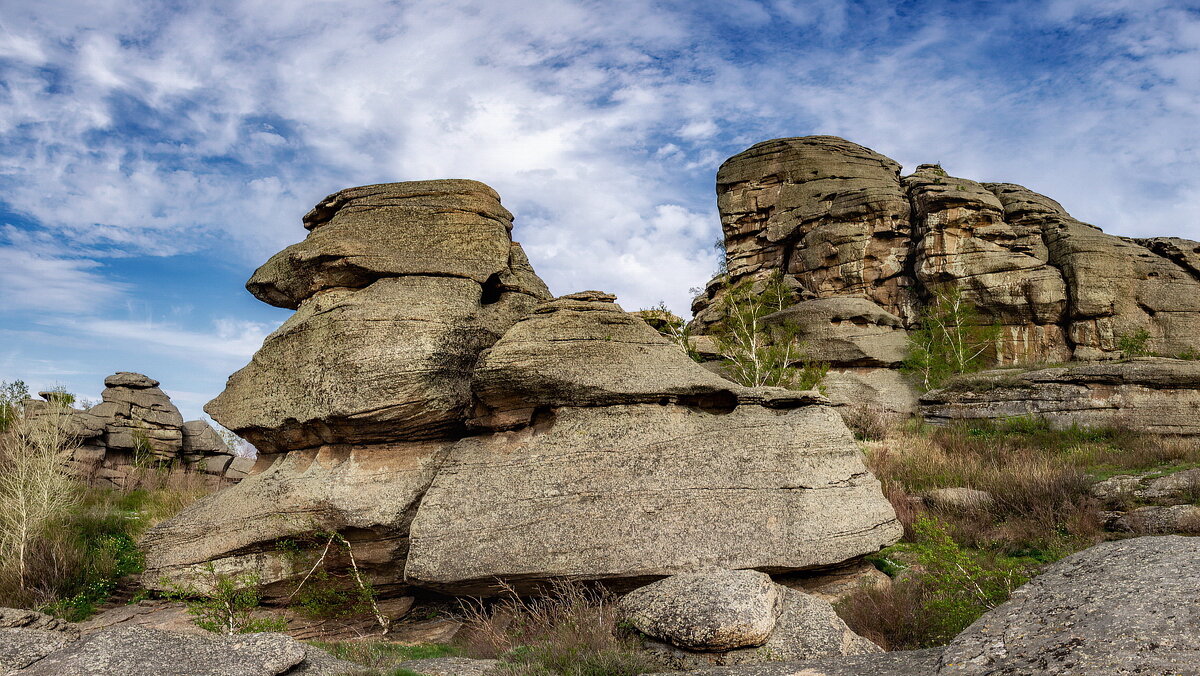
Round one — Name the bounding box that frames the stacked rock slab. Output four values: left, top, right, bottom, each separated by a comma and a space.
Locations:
141, 180, 901, 597
691, 136, 1200, 411
920, 359, 1200, 436
23, 373, 248, 487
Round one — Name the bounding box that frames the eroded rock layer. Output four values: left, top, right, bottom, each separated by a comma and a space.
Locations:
693, 136, 1200, 368
143, 179, 900, 596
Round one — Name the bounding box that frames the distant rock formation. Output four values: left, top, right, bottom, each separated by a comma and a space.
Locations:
141, 180, 900, 598
692, 136, 1200, 415
23, 372, 251, 487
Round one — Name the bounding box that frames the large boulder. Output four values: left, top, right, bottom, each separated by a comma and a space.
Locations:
404, 402, 899, 592
619, 570, 784, 651
639, 587, 881, 669
920, 359, 1200, 436
206, 181, 552, 452
938, 536, 1200, 674
761, 297, 908, 368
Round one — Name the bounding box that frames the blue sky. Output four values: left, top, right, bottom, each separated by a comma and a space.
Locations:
2, 0, 1199, 420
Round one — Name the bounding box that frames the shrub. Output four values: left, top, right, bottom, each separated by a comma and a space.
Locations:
456, 580, 661, 676
162, 563, 287, 634
0, 380, 30, 431
711, 271, 827, 390
637, 302, 701, 362
840, 404, 902, 441
837, 517, 1034, 649
284, 530, 390, 633
902, 287, 999, 391
1117, 328, 1154, 357
0, 401, 80, 604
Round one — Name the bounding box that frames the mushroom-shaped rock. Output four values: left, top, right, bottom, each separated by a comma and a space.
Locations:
619, 570, 783, 651
103, 372, 160, 389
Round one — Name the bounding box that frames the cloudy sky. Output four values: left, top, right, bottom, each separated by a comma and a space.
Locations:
2, 0, 1198, 419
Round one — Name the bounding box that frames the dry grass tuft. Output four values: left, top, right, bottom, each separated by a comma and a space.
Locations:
456, 580, 661, 676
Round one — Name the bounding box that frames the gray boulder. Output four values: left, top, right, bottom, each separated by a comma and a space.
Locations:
938, 536, 1200, 674
642, 588, 881, 669
647, 648, 943, 676
16, 625, 362, 676
0, 608, 79, 674
619, 570, 783, 651
397, 657, 499, 676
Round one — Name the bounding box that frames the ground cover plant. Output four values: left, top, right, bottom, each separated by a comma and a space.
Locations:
836, 411, 1200, 649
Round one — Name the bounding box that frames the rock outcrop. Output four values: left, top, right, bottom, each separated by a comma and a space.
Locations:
142, 179, 900, 597
937, 536, 1200, 674
919, 359, 1200, 436
22, 373, 249, 487
0, 616, 361, 676
691, 136, 1200, 412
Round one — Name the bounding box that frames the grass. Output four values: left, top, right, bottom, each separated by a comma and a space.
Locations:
836, 411, 1200, 649
456, 580, 662, 676
311, 642, 458, 675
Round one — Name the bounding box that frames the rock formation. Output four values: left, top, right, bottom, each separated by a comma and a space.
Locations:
22, 373, 250, 487
0, 609, 360, 675
141, 179, 900, 598
919, 359, 1200, 436
691, 136, 1200, 413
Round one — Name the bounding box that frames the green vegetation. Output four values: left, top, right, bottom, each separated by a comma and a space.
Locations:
711, 271, 827, 390
1117, 328, 1155, 357
0, 379, 29, 432
638, 302, 701, 362
312, 642, 458, 675
902, 286, 1000, 391
837, 411, 1200, 648
281, 530, 389, 632
162, 563, 287, 634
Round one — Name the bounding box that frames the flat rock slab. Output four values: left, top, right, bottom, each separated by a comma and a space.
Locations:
620, 570, 782, 651
647, 647, 942, 676
17, 625, 362, 676
938, 535, 1200, 674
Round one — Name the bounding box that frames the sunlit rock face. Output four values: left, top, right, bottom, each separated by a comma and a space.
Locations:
142, 178, 899, 597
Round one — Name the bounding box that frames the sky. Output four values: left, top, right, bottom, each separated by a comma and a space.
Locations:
1, 0, 1199, 420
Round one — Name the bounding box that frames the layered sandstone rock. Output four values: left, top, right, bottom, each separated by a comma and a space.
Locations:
23, 373, 244, 487
919, 359, 1200, 436
143, 180, 900, 597
692, 136, 1200, 413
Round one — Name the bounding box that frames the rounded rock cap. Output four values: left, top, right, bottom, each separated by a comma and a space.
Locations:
103, 372, 160, 389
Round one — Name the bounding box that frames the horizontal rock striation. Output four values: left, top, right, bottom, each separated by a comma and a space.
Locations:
920, 359, 1200, 436
143, 179, 899, 597
692, 136, 1200, 414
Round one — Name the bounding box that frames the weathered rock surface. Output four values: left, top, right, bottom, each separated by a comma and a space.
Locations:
12, 625, 362, 676
142, 441, 451, 595
23, 373, 242, 487
648, 648, 943, 676
404, 403, 900, 592
641, 588, 881, 669
1092, 468, 1200, 504
0, 608, 79, 675
775, 559, 891, 605
619, 570, 783, 651
937, 536, 1200, 674
147, 179, 899, 597
692, 136, 1200, 412
209, 181, 552, 452
920, 359, 1200, 436
1110, 505, 1200, 534
761, 297, 908, 367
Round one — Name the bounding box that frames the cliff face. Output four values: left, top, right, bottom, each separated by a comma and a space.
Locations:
693, 136, 1200, 364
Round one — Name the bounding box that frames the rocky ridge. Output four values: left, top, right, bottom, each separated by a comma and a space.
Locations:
141, 179, 900, 599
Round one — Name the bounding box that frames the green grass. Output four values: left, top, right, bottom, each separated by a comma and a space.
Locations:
310, 641, 458, 674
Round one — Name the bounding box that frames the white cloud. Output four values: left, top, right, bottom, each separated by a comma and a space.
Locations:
0, 0, 1197, 322
62, 316, 273, 361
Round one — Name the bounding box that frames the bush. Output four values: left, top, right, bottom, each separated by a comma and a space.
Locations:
0, 380, 30, 431
840, 404, 902, 441
456, 580, 661, 676
162, 563, 287, 634
837, 517, 1034, 649
711, 272, 827, 390
902, 287, 999, 391
1117, 328, 1154, 357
